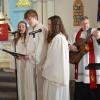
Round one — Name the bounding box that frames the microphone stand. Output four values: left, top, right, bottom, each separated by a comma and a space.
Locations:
29, 29, 42, 100
13, 33, 19, 100
31, 33, 37, 100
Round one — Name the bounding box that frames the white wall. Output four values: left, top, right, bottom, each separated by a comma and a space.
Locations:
4, 0, 9, 17
33, 0, 55, 26
55, 0, 73, 35
83, 0, 98, 27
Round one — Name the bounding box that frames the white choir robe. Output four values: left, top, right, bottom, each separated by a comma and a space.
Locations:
25, 23, 48, 100
10, 38, 27, 100
42, 33, 70, 100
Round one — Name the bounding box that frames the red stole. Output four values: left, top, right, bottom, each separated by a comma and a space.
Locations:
75, 28, 97, 89
75, 28, 83, 80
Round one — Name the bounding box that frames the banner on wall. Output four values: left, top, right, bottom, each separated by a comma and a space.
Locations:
97, 0, 100, 21
0, 23, 8, 41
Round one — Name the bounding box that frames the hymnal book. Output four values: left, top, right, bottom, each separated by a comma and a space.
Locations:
0, 49, 26, 57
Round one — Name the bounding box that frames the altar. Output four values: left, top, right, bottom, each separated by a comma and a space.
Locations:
0, 11, 12, 68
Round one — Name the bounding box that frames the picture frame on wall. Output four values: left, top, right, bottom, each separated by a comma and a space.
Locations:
73, 0, 84, 26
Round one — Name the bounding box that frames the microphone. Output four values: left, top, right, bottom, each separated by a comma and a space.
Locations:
97, 28, 100, 31
29, 29, 42, 35
10, 29, 21, 34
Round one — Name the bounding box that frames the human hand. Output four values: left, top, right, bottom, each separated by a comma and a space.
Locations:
92, 29, 100, 39
16, 55, 24, 60
69, 44, 78, 52
24, 55, 30, 60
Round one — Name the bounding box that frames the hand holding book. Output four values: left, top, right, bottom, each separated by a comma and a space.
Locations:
16, 55, 29, 60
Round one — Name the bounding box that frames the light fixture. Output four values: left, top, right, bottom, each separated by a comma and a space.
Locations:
16, 0, 32, 7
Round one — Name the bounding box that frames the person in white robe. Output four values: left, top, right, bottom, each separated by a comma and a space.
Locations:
10, 21, 28, 100
42, 15, 70, 100
24, 9, 48, 100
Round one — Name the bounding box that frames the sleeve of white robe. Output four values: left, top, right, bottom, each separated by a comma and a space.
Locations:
42, 34, 70, 86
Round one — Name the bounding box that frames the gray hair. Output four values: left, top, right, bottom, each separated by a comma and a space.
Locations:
80, 16, 89, 22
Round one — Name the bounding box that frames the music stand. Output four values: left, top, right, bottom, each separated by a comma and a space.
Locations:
29, 29, 42, 100
85, 63, 100, 70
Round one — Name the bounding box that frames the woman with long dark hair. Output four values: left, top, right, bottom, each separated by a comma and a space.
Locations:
42, 15, 70, 100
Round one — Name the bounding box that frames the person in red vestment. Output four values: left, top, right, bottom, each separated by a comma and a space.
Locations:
69, 16, 100, 100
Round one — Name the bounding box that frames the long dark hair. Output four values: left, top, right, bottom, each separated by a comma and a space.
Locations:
14, 21, 28, 45
47, 15, 68, 43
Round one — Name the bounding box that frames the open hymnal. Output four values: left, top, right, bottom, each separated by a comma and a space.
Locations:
0, 49, 26, 57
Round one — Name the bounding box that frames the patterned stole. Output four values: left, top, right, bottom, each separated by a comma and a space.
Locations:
88, 39, 97, 89
75, 28, 97, 89
75, 28, 83, 80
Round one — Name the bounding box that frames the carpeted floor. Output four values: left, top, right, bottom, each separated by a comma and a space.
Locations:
0, 69, 17, 100
0, 68, 75, 100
